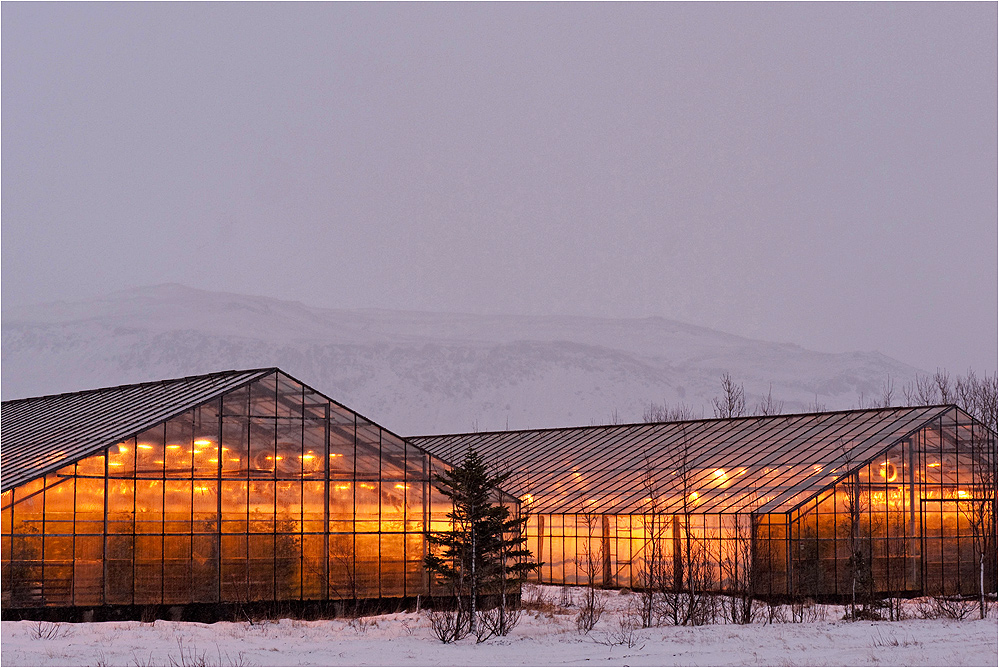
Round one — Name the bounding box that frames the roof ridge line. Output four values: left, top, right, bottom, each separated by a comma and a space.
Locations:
409, 404, 957, 440
1, 368, 279, 405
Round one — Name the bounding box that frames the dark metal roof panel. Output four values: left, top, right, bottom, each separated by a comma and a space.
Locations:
1, 369, 274, 491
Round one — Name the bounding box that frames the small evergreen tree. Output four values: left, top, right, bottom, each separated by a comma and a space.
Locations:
424, 448, 538, 642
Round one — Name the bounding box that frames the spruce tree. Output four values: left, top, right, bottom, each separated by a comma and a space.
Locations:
424, 448, 538, 640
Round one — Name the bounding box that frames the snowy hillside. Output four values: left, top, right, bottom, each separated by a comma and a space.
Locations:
1, 284, 924, 435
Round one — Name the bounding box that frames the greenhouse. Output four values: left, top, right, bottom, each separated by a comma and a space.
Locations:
411, 406, 997, 600
2, 368, 995, 621
1, 369, 502, 620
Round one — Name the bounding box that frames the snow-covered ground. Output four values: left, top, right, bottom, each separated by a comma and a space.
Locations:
2, 587, 996, 667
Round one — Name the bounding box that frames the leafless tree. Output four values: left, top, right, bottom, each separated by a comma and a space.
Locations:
754, 384, 784, 416
902, 368, 997, 430
643, 401, 697, 423
958, 427, 996, 620
575, 510, 606, 634
719, 512, 758, 624
838, 441, 874, 620
712, 373, 746, 419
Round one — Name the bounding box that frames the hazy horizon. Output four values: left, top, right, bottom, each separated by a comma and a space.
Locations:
3, 3, 996, 374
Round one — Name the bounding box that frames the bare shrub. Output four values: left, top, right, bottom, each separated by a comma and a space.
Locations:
575, 590, 605, 635
29, 621, 68, 640
428, 605, 467, 643
915, 596, 978, 621
596, 602, 644, 648
476, 604, 523, 642
789, 598, 822, 623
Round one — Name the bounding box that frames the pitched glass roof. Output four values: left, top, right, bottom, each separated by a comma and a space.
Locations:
1, 369, 274, 491
410, 406, 953, 515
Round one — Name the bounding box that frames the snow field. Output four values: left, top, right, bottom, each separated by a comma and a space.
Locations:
2, 586, 996, 667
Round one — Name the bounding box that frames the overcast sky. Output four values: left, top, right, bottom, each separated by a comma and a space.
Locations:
2, 3, 996, 374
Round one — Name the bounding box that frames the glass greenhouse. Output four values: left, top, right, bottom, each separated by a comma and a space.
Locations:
1, 369, 504, 619
411, 406, 996, 600
2, 368, 995, 621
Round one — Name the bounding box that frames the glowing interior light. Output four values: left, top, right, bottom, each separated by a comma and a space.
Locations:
191, 450, 202, 455
712, 469, 728, 481
154, 460, 164, 464
275, 456, 283, 461
688, 491, 699, 501
521, 493, 535, 505
209, 459, 219, 463
301, 454, 315, 461
109, 462, 123, 467
928, 462, 941, 467
879, 462, 898, 482
193, 439, 212, 446
166, 445, 182, 450
335, 484, 351, 490
395, 484, 408, 489
957, 490, 970, 498
330, 453, 342, 458
813, 465, 823, 473
137, 444, 153, 450
117, 445, 129, 453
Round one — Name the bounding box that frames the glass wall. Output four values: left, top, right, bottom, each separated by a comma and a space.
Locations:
525, 408, 996, 599
1, 371, 458, 609
789, 406, 996, 598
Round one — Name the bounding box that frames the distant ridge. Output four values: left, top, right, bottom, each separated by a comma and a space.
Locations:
1, 284, 925, 435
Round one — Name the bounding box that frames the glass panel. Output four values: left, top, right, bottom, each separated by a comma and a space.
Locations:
330, 482, 353, 532
303, 420, 325, 479
275, 419, 304, 479
247, 534, 274, 601
105, 535, 133, 605
164, 481, 192, 533
135, 424, 165, 478
329, 409, 355, 479
301, 534, 324, 600
73, 535, 103, 606
13, 478, 45, 534
223, 383, 250, 417
220, 534, 248, 601
248, 418, 276, 478
43, 475, 74, 536
303, 389, 327, 420
107, 479, 134, 534
355, 423, 380, 477
165, 411, 194, 477
275, 531, 301, 601
193, 481, 218, 532
380, 432, 406, 479
275, 374, 304, 418
77, 452, 106, 477
42, 545, 73, 607
380, 533, 404, 597
221, 481, 248, 533
302, 481, 324, 533
249, 372, 277, 417
193, 401, 220, 477
248, 481, 275, 532
163, 534, 192, 604
75, 476, 105, 535
134, 479, 163, 534
134, 534, 162, 604
355, 483, 379, 532
108, 439, 134, 477
192, 534, 220, 603
221, 416, 249, 477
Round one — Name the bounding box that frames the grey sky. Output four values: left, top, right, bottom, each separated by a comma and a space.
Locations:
2, 2, 996, 374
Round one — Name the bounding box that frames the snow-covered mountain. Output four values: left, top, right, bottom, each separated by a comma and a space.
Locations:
1, 284, 924, 435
